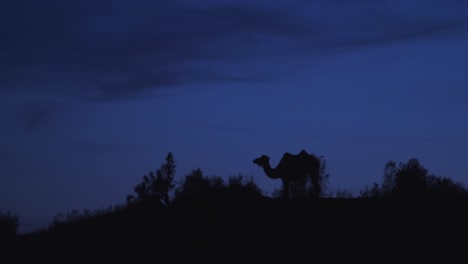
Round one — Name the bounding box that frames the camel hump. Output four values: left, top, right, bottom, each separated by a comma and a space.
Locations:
281, 151, 310, 161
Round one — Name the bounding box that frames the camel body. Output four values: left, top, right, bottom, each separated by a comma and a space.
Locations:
253, 150, 321, 198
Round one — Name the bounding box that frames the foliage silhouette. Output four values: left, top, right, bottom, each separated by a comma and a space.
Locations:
48, 205, 126, 232
360, 158, 467, 198
334, 188, 354, 198
426, 175, 467, 198
226, 174, 263, 197
174, 169, 263, 202
173, 168, 224, 201
360, 182, 383, 198
127, 152, 176, 205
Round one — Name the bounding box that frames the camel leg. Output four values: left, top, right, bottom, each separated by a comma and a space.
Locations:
282, 179, 290, 199
311, 176, 321, 198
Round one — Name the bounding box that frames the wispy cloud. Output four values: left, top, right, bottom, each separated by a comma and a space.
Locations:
16, 102, 66, 132
0, 1, 311, 99
1, 0, 467, 130
2, 0, 466, 99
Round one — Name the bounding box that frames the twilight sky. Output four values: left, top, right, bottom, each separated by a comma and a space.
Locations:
1, 0, 468, 233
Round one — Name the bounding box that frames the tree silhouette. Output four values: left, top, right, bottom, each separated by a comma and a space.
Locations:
393, 158, 428, 196
426, 175, 466, 198
360, 158, 466, 198
174, 170, 263, 202
382, 160, 397, 194
127, 152, 176, 205
226, 174, 263, 197
173, 168, 225, 201
359, 182, 382, 198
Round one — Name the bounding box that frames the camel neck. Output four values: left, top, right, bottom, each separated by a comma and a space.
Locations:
263, 162, 280, 179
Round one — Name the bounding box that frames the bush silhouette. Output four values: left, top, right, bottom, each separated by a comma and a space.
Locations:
225, 174, 263, 198
127, 152, 176, 205
174, 169, 263, 202
426, 175, 467, 198
48, 205, 126, 232
360, 158, 466, 198
173, 168, 224, 201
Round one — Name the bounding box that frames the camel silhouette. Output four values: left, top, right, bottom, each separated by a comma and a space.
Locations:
253, 150, 321, 198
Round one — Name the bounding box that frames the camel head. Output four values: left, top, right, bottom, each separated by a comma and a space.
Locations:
253, 155, 270, 167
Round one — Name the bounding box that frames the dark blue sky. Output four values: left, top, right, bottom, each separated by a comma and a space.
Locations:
1, 0, 468, 233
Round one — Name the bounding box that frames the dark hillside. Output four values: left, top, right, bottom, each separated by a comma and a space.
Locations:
8, 155, 468, 262
12, 194, 468, 262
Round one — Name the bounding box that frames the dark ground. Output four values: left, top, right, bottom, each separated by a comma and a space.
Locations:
5, 194, 468, 262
